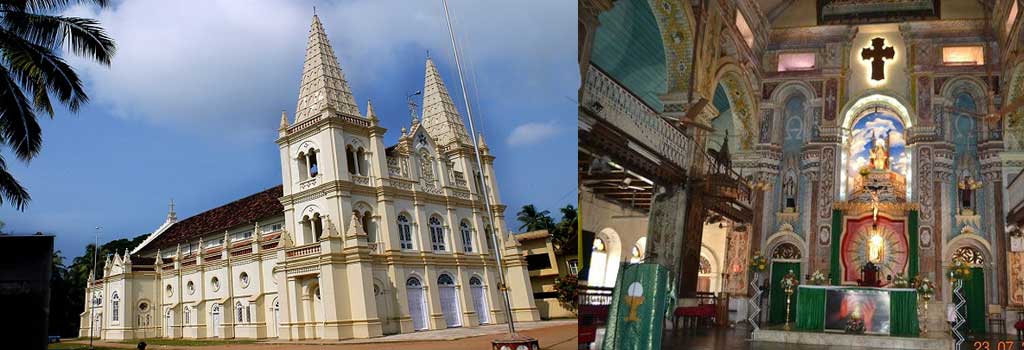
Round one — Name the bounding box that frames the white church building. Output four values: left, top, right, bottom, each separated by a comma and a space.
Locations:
78, 14, 540, 341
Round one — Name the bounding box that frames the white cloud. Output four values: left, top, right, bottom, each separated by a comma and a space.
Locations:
506, 121, 559, 146
61, 0, 573, 140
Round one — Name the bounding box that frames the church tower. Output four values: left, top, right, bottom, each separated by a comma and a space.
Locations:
276, 14, 384, 340
420, 57, 472, 147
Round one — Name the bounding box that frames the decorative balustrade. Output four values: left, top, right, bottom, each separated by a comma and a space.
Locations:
452, 171, 468, 188
299, 177, 318, 190
339, 114, 370, 128
420, 183, 444, 195
286, 244, 321, 258
582, 65, 695, 171
387, 157, 408, 178
288, 115, 321, 134
451, 189, 472, 200
383, 178, 415, 191
352, 175, 372, 186
693, 149, 752, 208
286, 113, 371, 135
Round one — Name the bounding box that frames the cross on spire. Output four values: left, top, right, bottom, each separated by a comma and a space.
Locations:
861, 37, 895, 81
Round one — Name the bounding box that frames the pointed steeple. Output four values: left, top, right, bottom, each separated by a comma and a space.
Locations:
279, 110, 290, 130
294, 14, 361, 122
166, 198, 177, 223
365, 99, 377, 122
421, 57, 471, 146
477, 133, 489, 153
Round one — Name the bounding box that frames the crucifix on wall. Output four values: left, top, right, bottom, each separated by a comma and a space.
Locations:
861, 37, 895, 81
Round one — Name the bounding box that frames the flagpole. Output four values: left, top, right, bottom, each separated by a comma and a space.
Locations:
89, 226, 100, 350
440, 0, 518, 336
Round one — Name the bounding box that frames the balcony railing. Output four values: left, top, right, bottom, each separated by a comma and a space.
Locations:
286, 243, 321, 258
582, 65, 695, 171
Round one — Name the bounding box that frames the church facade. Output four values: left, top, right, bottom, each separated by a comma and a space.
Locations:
78, 14, 539, 341
580, 0, 1024, 336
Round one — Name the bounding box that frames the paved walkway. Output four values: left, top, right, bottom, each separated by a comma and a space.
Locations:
65, 320, 578, 350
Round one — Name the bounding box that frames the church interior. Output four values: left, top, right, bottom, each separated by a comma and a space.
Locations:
578, 0, 1024, 349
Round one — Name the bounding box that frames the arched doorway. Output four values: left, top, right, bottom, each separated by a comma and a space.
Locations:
270, 298, 280, 338
438, 273, 462, 328
951, 245, 987, 335
469, 276, 490, 325
406, 277, 428, 331
587, 228, 621, 287
164, 308, 173, 337
210, 304, 222, 338
838, 93, 914, 199
768, 242, 802, 325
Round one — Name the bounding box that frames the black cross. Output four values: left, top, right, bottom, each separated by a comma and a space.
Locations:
861, 37, 895, 81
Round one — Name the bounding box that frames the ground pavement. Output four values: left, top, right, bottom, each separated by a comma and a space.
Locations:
63, 320, 577, 350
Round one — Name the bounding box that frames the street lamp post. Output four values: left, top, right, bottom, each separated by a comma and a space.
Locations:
89, 226, 100, 350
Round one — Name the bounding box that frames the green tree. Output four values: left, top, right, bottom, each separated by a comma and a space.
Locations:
59, 233, 147, 336
0, 0, 115, 210
551, 204, 578, 255
516, 204, 554, 232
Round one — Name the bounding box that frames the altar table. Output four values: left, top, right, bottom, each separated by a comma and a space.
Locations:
794, 285, 919, 337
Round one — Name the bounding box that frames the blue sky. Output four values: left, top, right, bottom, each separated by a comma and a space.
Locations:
0, 0, 577, 257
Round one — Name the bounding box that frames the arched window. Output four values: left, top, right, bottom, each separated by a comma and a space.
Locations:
298, 151, 309, 181
111, 291, 120, 322
460, 221, 473, 253
312, 213, 323, 239
346, 145, 357, 175
357, 147, 368, 176
484, 225, 494, 253
406, 276, 422, 287
438, 274, 455, 285
397, 214, 414, 250
308, 150, 318, 178
236, 301, 244, 323
361, 210, 374, 241
470, 276, 482, 285
184, 306, 191, 325
429, 216, 446, 251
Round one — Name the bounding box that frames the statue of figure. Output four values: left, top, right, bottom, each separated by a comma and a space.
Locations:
868, 130, 890, 170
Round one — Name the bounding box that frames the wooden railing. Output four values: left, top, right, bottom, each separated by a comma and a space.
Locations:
582, 65, 696, 171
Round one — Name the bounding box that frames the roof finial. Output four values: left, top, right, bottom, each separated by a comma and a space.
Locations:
313, 5, 317, 16
167, 198, 177, 222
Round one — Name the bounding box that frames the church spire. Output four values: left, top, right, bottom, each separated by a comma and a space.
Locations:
421, 57, 471, 146
365, 99, 377, 121
166, 198, 177, 223
294, 14, 361, 122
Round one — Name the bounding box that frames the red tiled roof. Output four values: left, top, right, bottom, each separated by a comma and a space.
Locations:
146, 185, 284, 251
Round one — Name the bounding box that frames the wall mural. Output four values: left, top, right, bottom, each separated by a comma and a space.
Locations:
846, 112, 909, 191
720, 71, 755, 150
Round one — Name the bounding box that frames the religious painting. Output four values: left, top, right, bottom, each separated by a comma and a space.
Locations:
825, 288, 891, 334
1010, 252, 1024, 306
824, 79, 837, 121
726, 230, 750, 295
840, 215, 909, 286
845, 112, 908, 197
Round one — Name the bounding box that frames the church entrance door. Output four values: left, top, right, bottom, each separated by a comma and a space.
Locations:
271, 300, 279, 338
211, 304, 222, 338
768, 261, 800, 324
164, 309, 172, 337
438, 274, 462, 328
406, 277, 429, 331
470, 277, 490, 325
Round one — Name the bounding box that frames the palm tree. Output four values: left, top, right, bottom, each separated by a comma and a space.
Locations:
552, 205, 577, 254
516, 204, 554, 232
0, 0, 115, 210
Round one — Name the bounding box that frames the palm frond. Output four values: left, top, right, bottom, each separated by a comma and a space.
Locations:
2, 12, 115, 65
0, 153, 30, 210
0, 0, 109, 13
0, 29, 88, 113
0, 63, 41, 160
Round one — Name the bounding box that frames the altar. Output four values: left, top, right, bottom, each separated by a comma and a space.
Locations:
794, 285, 919, 337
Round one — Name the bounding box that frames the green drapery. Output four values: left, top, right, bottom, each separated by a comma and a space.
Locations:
601, 263, 671, 350
769, 262, 800, 324
795, 287, 825, 331
907, 211, 918, 279
889, 290, 920, 337
830, 210, 842, 285
960, 268, 986, 335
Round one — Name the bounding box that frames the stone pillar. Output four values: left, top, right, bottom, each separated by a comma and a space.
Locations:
501, 243, 542, 322
677, 189, 706, 297
643, 185, 688, 283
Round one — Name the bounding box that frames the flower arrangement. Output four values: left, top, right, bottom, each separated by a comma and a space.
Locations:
947, 259, 973, 281
891, 273, 909, 288
913, 276, 935, 297
749, 252, 768, 273
808, 270, 828, 285
781, 270, 799, 291
846, 311, 866, 334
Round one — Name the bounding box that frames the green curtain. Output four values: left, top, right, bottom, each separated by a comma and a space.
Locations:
795, 287, 825, 331
768, 262, 800, 324
890, 290, 920, 337
907, 211, 918, 279
601, 264, 671, 350
962, 267, 986, 335
830, 210, 842, 285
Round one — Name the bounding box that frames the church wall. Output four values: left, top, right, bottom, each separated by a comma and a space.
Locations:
580, 188, 648, 276
848, 24, 909, 103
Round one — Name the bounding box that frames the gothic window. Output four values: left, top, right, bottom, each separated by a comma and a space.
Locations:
111, 291, 120, 322
397, 214, 414, 250
771, 243, 801, 260
484, 225, 495, 253
302, 213, 323, 243
298, 151, 309, 181
438, 274, 455, 285
952, 246, 985, 265
357, 147, 368, 176
346, 145, 357, 175
308, 149, 319, 178
184, 306, 191, 325
699, 256, 712, 274
429, 216, 446, 251
460, 221, 473, 253
236, 301, 244, 323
